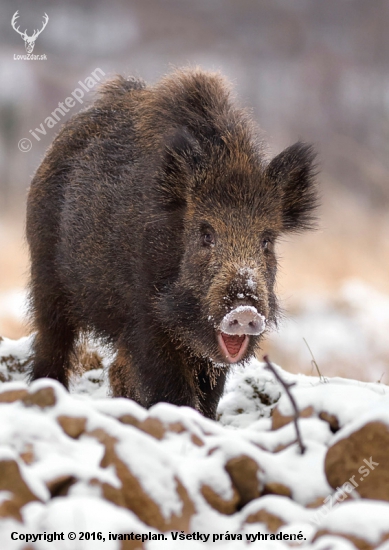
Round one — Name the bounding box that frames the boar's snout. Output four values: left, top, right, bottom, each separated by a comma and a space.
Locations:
219, 305, 266, 336
216, 306, 266, 365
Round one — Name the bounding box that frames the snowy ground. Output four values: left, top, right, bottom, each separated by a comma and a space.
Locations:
265, 279, 389, 383
0, 333, 389, 549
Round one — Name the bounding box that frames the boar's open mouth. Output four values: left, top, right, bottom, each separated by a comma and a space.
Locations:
216, 305, 266, 364
217, 332, 250, 363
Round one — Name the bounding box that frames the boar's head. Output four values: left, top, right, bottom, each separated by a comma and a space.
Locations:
154, 119, 317, 367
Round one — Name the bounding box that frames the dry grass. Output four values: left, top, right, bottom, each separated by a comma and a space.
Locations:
0, 216, 28, 291
0, 212, 29, 339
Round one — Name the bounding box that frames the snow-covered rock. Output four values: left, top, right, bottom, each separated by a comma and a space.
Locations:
0, 334, 388, 548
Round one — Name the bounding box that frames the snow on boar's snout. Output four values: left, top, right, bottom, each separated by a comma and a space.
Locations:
204, 260, 272, 365
220, 305, 266, 336
217, 306, 266, 363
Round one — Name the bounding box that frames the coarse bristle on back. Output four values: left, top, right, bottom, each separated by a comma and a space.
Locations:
98, 74, 146, 98
138, 67, 266, 162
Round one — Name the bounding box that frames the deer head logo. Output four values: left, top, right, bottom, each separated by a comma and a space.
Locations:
11, 11, 49, 54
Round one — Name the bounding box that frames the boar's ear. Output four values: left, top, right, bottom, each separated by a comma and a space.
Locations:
160, 127, 204, 209
266, 142, 318, 232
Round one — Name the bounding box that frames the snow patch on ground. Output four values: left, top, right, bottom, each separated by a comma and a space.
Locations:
267, 279, 389, 382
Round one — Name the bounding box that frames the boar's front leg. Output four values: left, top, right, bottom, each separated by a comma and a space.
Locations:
195, 364, 227, 420
110, 340, 200, 412
109, 348, 142, 403
28, 267, 76, 388
110, 334, 227, 419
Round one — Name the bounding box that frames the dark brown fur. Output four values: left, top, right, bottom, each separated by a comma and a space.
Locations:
26, 68, 318, 419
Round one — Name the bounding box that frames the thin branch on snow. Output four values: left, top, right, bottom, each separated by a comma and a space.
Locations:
303, 337, 328, 383
263, 355, 306, 455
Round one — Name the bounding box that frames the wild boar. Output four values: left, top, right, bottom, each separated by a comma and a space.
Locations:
27, 68, 317, 419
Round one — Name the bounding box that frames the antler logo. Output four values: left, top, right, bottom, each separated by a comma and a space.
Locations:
11, 11, 49, 54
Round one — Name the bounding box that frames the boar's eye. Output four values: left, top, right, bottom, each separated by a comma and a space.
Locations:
261, 237, 273, 251
202, 232, 215, 247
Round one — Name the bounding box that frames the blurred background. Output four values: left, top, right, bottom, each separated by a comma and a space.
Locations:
1, 0, 389, 382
